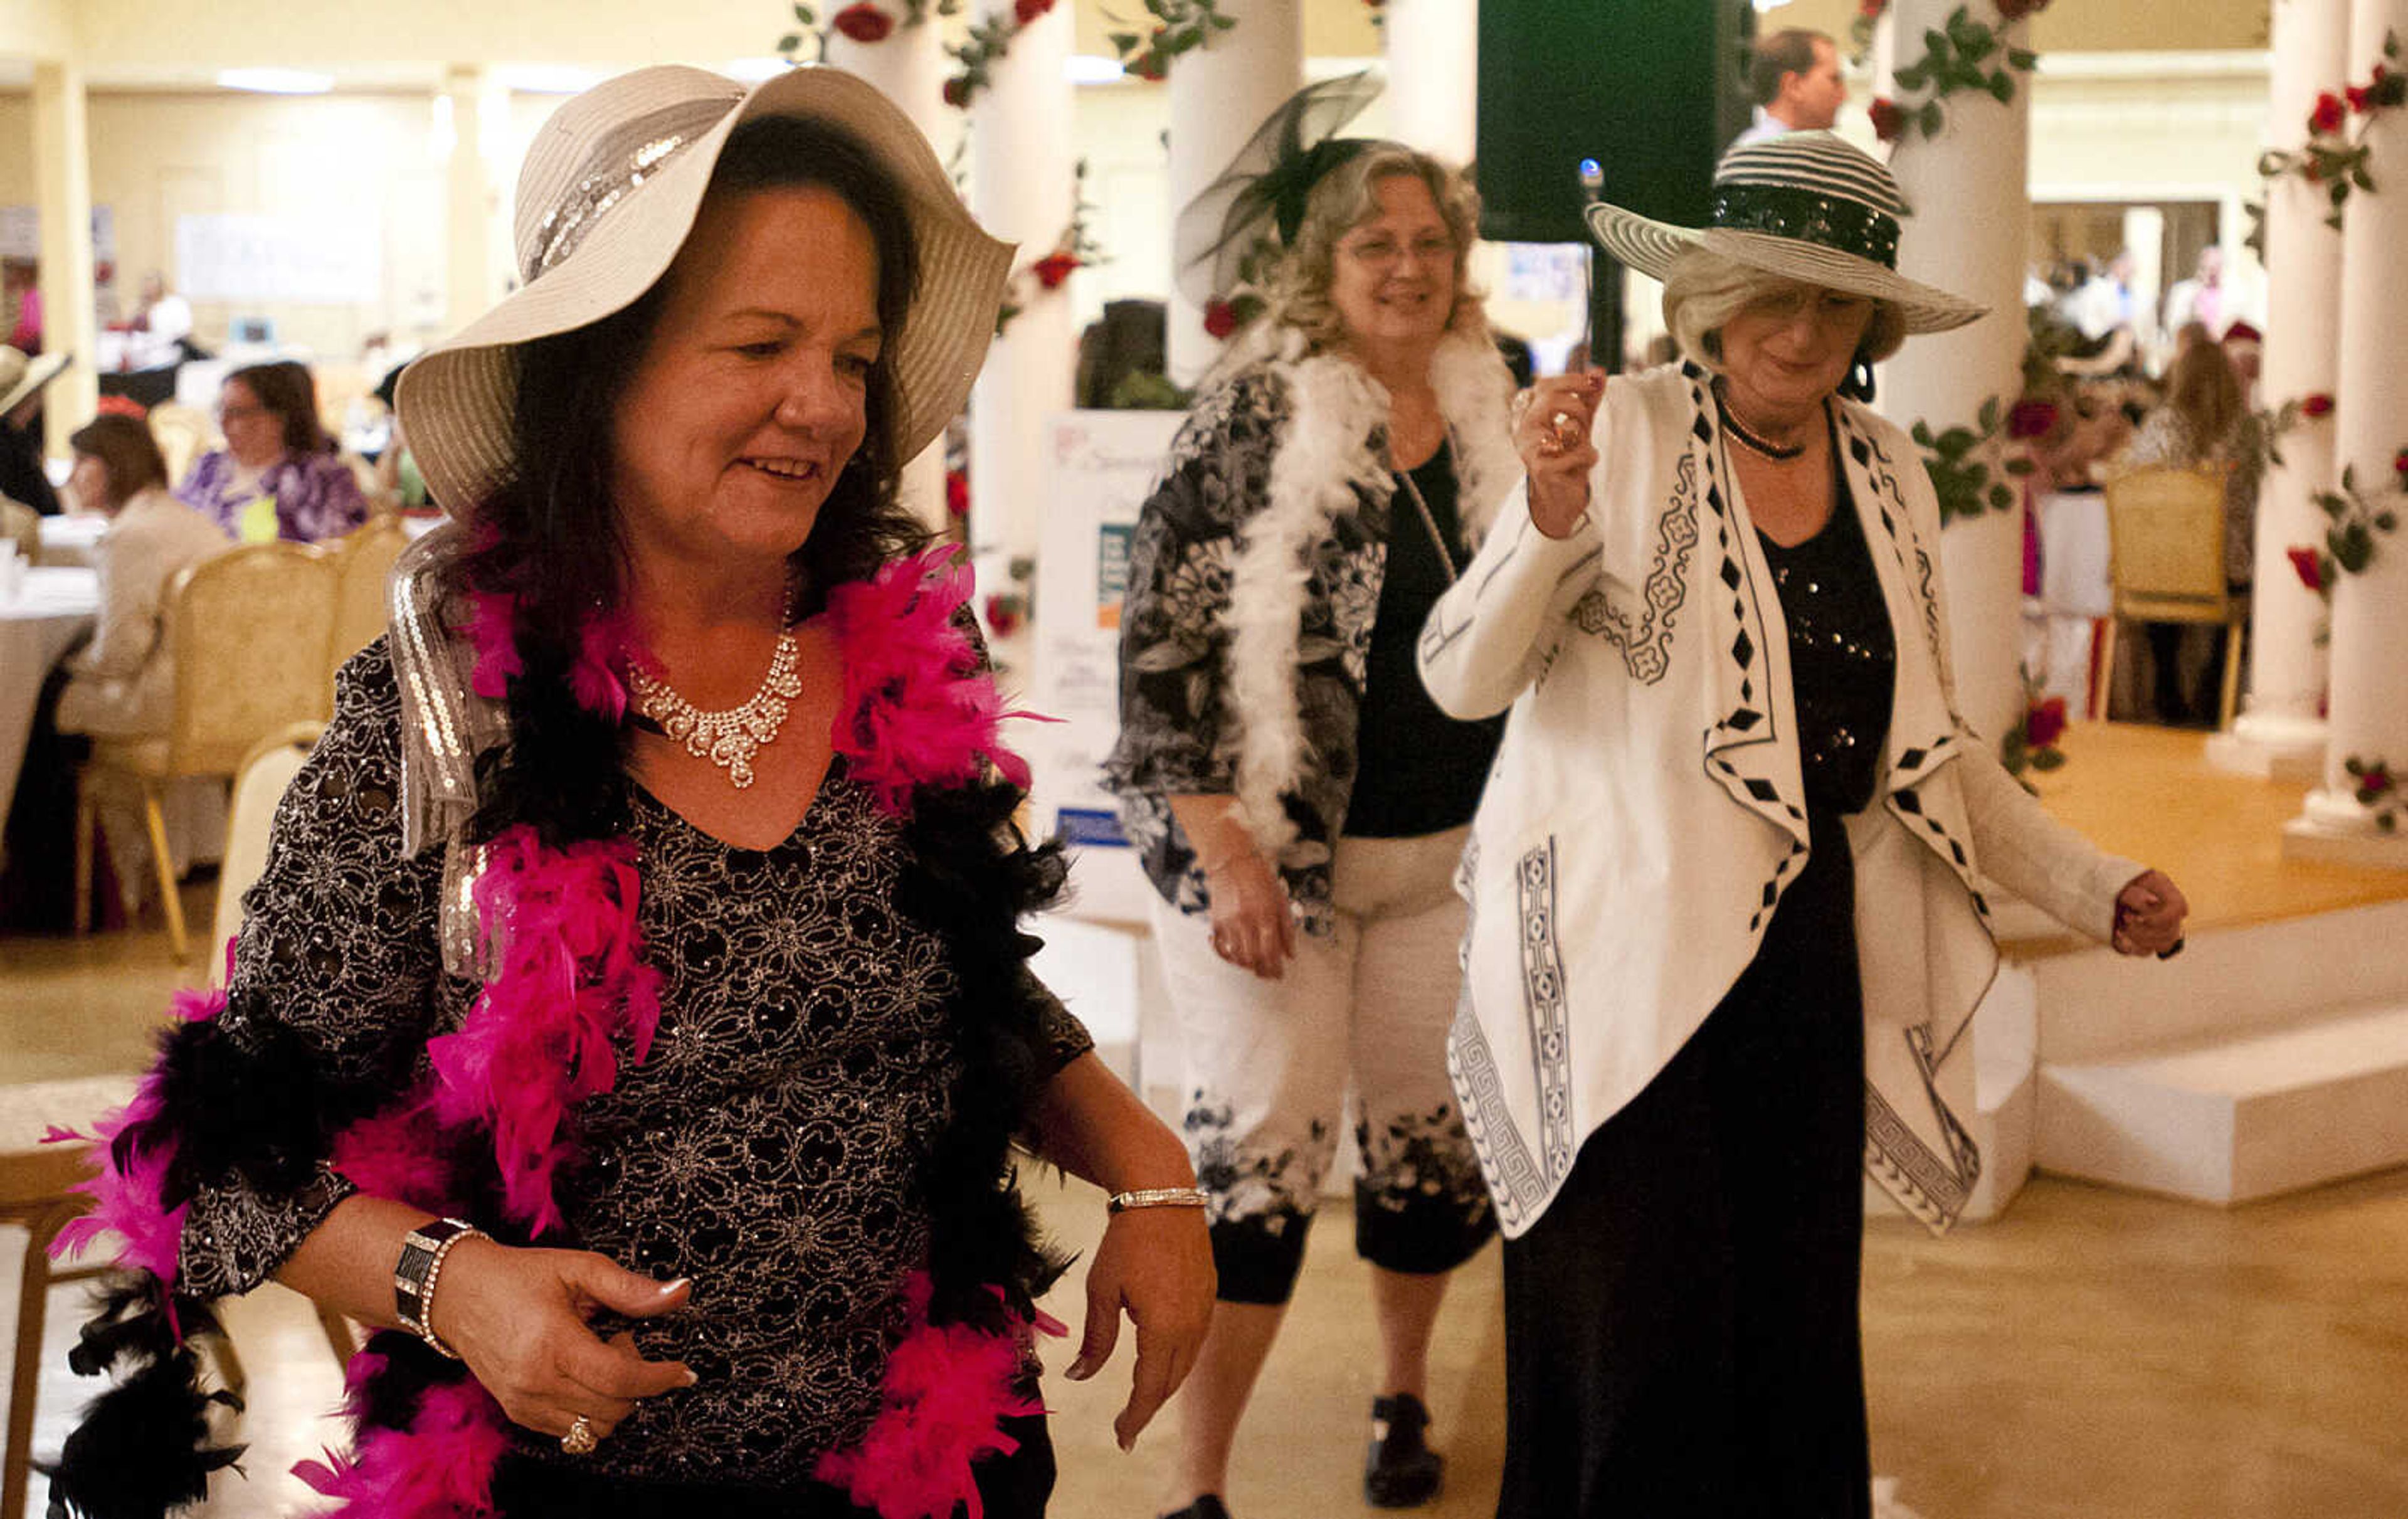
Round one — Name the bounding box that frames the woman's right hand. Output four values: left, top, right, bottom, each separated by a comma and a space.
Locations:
1515, 371, 1605, 539
430, 1237, 697, 1444
1203, 846, 1297, 982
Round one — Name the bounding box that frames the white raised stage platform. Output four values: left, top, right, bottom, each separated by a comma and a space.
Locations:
1935, 721, 2408, 1220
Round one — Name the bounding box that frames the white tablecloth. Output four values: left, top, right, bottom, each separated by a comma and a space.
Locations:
2022, 489, 2114, 710
36, 512, 108, 568
0, 566, 98, 820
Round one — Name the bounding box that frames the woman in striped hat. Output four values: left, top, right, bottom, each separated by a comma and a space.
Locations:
1417, 131, 2190, 1515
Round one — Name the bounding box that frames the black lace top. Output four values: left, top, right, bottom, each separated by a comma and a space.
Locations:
1758, 482, 1895, 815
185, 640, 1092, 1483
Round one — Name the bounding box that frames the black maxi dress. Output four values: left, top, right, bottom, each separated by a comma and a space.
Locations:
1496, 470, 1898, 1519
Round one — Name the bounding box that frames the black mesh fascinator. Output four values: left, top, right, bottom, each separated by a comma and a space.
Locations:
1172, 71, 1385, 307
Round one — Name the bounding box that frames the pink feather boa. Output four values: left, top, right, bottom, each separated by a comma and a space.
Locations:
425, 826, 663, 1236
814, 1273, 1066, 1519
46, 985, 228, 1289
825, 546, 1044, 815
294, 1350, 512, 1518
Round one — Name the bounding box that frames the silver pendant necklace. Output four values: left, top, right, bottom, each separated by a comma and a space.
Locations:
628, 628, 805, 790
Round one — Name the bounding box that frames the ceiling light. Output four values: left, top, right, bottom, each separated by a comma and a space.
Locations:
217, 68, 335, 95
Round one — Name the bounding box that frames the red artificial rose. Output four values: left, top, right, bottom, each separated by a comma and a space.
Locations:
945, 468, 969, 518
2304, 161, 2325, 183
1869, 97, 1907, 143
2288, 546, 2326, 593
2025, 696, 2068, 751
2311, 92, 2347, 134
2007, 398, 2059, 440
942, 76, 970, 108
1859, 0, 1886, 16
1032, 251, 1081, 290
1996, 0, 2046, 20
832, 2, 895, 43
1014, 0, 1054, 20
983, 593, 1024, 638
2347, 83, 2373, 114
2364, 763, 2396, 797
1202, 299, 1240, 339
2303, 392, 2335, 418
2394, 447, 2408, 480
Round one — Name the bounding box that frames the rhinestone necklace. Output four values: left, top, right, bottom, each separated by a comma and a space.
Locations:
627, 629, 805, 790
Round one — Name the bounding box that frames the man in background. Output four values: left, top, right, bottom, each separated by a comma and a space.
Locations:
1733, 29, 1846, 147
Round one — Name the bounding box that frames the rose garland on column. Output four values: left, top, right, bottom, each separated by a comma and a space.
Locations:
776, 0, 1064, 110
2288, 443, 2407, 600
2343, 756, 2402, 830
1107, 0, 1240, 83
2256, 31, 2405, 235
1865, 0, 2048, 147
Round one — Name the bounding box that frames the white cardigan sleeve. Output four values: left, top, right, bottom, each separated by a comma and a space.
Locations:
1417, 480, 1602, 721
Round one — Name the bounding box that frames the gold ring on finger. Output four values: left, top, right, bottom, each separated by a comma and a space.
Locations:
562, 1414, 599, 1456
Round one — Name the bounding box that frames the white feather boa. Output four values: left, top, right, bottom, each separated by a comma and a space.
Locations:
1220, 329, 1520, 854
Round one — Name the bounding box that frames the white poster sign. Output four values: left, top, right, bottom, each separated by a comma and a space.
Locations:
1027, 409, 1181, 926
175, 213, 383, 305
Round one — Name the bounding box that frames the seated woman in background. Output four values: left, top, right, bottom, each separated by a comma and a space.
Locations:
57, 413, 233, 739
177, 359, 369, 542
2123, 339, 2258, 724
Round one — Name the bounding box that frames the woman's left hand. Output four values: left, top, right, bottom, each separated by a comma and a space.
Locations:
1064, 1205, 1216, 1452
2111, 867, 2189, 956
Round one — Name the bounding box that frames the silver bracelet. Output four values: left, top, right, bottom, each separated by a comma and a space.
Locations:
1107, 1187, 1210, 1215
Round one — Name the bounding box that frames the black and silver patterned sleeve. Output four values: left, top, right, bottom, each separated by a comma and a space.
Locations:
177, 640, 452, 1298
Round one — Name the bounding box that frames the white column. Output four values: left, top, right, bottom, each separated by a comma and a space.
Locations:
1875, 0, 2032, 746
32, 58, 97, 459
2285, 0, 2408, 869
1381, 0, 1476, 165
825, 24, 959, 527
1164, 0, 1304, 384
968, 0, 1075, 672
2208, 0, 2347, 780
442, 66, 509, 336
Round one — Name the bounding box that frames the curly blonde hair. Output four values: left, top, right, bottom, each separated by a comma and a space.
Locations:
1661, 246, 1906, 376
1252, 144, 1487, 354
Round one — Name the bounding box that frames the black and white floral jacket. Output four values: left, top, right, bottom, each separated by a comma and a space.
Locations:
1102, 329, 1518, 934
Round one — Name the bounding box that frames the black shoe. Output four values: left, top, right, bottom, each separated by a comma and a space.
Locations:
1159, 1498, 1232, 1519
1365, 1392, 1444, 1508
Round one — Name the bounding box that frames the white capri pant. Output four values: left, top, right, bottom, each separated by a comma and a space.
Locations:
1150, 826, 1497, 1305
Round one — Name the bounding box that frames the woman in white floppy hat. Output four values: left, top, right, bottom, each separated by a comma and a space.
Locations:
1417, 132, 2189, 1515
47, 65, 1210, 1519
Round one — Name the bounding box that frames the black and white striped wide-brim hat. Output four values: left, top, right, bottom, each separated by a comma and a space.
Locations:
1584, 131, 1984, 335
399, 64, 1013, 517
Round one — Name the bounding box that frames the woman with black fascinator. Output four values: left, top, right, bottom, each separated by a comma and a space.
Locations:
1105, 77, 1515, 1519
46, 65, 1211, 1519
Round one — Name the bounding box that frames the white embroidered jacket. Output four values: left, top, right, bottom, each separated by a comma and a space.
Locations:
1418, 363, 2140, 1237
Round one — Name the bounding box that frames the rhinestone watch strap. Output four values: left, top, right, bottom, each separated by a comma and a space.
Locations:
1106, 1187, 1210, 1214
395, 1217, 483, 1360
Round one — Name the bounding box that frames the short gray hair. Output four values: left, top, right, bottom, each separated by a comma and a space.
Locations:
1659, 246, 1906, 374
1256, 144, 1487, 352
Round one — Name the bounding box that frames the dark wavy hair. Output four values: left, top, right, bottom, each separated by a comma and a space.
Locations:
458, 114, 927, 849
225, 361, 332, 456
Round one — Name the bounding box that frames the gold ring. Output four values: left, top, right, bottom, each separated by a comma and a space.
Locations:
561, 1414, 599, 1456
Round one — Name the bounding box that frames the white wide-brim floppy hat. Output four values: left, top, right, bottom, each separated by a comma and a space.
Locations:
1585, 131, 1985, 336
398, 64, 1014, 517
0, 346, 70, 418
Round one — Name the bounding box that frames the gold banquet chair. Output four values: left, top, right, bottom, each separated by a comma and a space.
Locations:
145, 402, 215, 492
2096, 462, 2247, 730
324, 516, 407, 684
74, 542, 340, 961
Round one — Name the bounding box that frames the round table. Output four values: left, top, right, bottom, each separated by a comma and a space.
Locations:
34, 514, 107, 569
0, 567, 98, 823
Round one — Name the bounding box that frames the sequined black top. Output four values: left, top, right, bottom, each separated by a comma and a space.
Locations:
1758, 479, 1895, 815
184, 641, 1092, 1484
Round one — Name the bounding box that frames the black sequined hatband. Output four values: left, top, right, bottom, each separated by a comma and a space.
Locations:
1708, 183, 1900, 270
